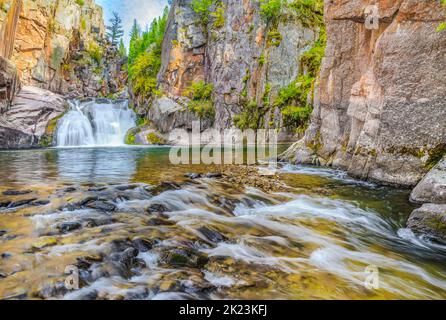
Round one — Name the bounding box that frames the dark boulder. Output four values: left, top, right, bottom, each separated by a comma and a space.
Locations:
86, 201, 116, 212
57, 221, 82, 233
146, 203, 168, 213
197, 226, 227, 243
2, 190, 32, 196
8, 198, 37, 208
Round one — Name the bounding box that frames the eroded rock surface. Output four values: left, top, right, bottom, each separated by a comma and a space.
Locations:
0, 86, 67, 148
282, 0, 446, 187
146, 0, 319, 140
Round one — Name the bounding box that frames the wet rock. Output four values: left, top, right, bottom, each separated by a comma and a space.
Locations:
132, 236, 155, 252
31, 199, 50, 206
57, 221, 82, 234
197, 226, 227, 244
31, 237, 58, 251
185, 173, 203, 179
76, 255, 104, 270
0, 200, 11, 208
88, 186, 107, 192
8, 198, 38, 208
2, 190, 32, 196
63, 187, 77, 193
1, 252, 12, 259
115, 184, 140, 191
86, 201, 116, 212
205, 173, 223, 179
151, 181, 181, 195
78, 196, 99, 206
0, 230, 7, 237
114, 194, 130, 202
119, 247, 139, 269
146, 203, 168, 213
31, 281, 68, 299
407, 204, 446, 241
0, 271, 7, 278
161, 247, 209, 268
84, 216, 115, 228
146, 217, 175, 226
109, 239, 134, 252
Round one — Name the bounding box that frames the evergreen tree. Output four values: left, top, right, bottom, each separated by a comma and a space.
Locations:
106, 11, 124, 45
119, 39, 126, 57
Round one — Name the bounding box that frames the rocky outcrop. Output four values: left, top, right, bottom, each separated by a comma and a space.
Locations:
148, 96, 211, 134
0, 0, 127, 148
0, 56, 20, 113
282, 0, 446, 187
152, 0, 320, 139
2, 0, 126, 98
0, 85, 67, 148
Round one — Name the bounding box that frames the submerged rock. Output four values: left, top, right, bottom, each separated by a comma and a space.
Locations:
63, 187, 77, 193
31, 199, 50, 206
161, 247, 209, 269
197, 226, 227, 244
30, 237, 58, 251
150, 181, 181, 195
407, 204, 446, 241
132, 236, 155, 252
2, 190, 32, 196
86, 201, 116, 212
146, 203, 168, 213
8, 198, 37, 208
0, 200, 11, 208
115, 184, 140, 191
57, 221, 82, 234
185, 173, 203, 179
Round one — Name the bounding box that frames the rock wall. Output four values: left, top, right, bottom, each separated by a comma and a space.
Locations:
0, 0, 127, 149
3, 0, 126, 98
154, 0, 319, 139
282, 0, 446, 187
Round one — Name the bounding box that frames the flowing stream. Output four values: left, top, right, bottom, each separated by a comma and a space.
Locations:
0, 147, 445, 300
56, 99, 136, 147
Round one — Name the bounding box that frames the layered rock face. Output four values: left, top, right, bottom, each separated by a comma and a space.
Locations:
155, 0, 319, 139
0, 0, 126, 148
3, 0, 126, 98
0, 86, 67, 148
282, 0, 446, 186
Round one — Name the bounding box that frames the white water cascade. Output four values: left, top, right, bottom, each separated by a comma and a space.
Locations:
56, 99, 136, 147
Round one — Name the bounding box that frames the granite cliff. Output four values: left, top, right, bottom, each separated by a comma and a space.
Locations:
134, 0, 323, 141
281, 0, 446, 188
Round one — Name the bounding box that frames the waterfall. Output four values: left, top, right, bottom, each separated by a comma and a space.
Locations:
56, 99, 136, 147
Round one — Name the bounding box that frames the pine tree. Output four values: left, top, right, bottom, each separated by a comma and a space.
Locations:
119, 39, 127, 57
106, 11, 124, 45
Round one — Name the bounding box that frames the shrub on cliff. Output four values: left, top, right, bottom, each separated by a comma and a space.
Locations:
128, 7, 169, 100
185, 81, 215, 119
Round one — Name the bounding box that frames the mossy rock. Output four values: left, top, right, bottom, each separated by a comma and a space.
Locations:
146, 132, 166, 145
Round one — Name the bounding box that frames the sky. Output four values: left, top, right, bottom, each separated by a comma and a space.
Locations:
95, 0, 169, 48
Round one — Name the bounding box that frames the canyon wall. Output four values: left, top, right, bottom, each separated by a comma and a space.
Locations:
0, 0, 126, 148
149, 0, 320, 140
282, 0, 446, 187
